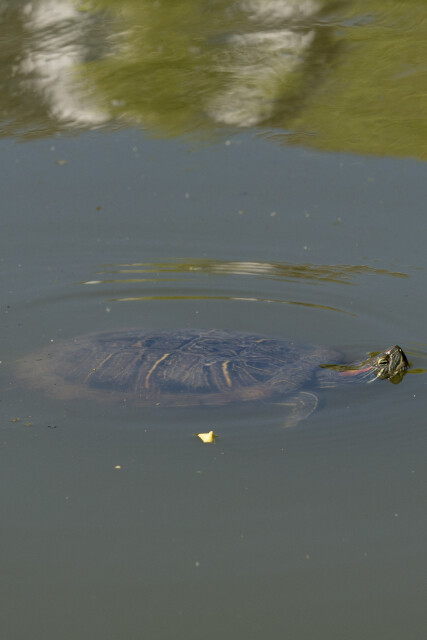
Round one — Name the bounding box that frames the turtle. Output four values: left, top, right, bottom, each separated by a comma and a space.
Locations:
18, 329, 409, 428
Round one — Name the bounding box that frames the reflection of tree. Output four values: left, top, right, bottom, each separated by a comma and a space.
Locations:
86, 0, 323, 135
275, 1, 427, 159
0, 0, 325, 138
80, 258, 408, 315
92, 258, 409, 284
0, 0, 426, 161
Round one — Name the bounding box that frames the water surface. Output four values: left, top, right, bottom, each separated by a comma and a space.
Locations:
1, 2, 427, 639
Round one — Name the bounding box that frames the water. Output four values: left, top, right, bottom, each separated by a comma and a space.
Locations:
1, 2, 427, 639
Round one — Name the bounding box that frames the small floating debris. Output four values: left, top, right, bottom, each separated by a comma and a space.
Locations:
196, 430, 218, 443
11, 417, 34, 427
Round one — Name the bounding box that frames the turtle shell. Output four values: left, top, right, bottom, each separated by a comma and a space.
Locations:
20, 329, 342, 407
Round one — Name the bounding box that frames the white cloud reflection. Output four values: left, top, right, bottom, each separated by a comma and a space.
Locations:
19, 0, 108, 127
206, 0, 319, 127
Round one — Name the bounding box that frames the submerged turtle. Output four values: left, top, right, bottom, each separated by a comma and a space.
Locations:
19, 329, 409, 427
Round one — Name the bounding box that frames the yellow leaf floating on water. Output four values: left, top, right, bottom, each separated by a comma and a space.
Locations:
196, 430, 218, 443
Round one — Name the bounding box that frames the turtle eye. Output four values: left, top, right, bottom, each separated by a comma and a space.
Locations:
377, 357, 389, 366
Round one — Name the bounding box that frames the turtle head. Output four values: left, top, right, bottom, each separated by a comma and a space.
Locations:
343, 345, 409, 384
368, 345, 409, 381
319, 345, 409, 384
